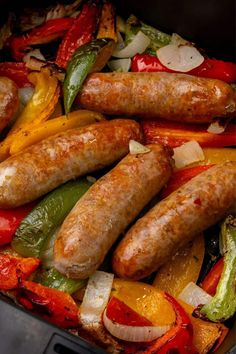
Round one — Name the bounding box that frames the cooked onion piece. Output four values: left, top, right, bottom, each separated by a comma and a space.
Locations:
113, 31, 150, 58
129, 140, 151, 155
178, 282, 212, 307
173, 140, 205, 169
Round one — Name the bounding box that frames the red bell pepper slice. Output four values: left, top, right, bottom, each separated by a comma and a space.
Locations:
106, 297, 153, 326
9, 18, 75, 61
55, 1, 100, 69
200, 258, 224, 296
141, 120, 236, 148
162, 165, 214, 198
124, 293, 196, 354
0, 254, 40, 290
0, 62, 30, 88
18, 280, 79, 328
131, 54, 236, 83
0, 203, 34, 246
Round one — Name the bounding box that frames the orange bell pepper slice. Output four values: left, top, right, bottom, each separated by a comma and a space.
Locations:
18, 280, 79, 328
0, 253, 40, 290
141, 120, 236, 148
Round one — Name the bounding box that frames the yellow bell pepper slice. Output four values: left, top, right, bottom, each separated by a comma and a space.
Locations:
153, 234, 205, 297
10, 110, 105, 155
192, 148, 236, 166
0, 68, 59, 161
111, 279, 176, 326
97, 1, 117, 41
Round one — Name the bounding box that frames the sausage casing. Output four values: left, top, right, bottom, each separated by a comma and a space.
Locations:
54, 144, 173, 279
0, 77, 19, 132
78, 72, 236, 123
112, 162, 236, 280
0, 119, 142, 208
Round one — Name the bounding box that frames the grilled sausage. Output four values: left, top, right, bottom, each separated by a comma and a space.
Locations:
112, 162, 236, 280
54, 144, 173, 279
0, 119, 142, 208
77, 72, 236, 123
0, 77, 19, 132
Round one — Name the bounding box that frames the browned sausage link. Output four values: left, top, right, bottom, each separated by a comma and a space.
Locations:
112, 162, 236, 280
54, 144, 173, 279
77, 72, 236, 123
0, 77, 19, 132
0, 119, 142, 208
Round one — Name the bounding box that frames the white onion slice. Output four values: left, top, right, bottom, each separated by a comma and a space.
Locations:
156, 44, 204, 72
173, 140, 205, 169
103, 309, 170, 342
207, 121, 226, 134
19, 87, 35, 106
116, 16, 126, 33
23, 48, 46, 63
170, 33, 190, 46
129, 140, 151, 155
113, 31, 150, 58
108, 58, 131, 72
178, 282, 212, 307
80, 271, 114, 325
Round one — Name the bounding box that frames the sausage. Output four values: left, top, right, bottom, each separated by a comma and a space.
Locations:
0, 77, 19, 132
77, 72, 236, 123
112, 162, 236, 280
54, 144, 173, 279
0, 119, 142, 208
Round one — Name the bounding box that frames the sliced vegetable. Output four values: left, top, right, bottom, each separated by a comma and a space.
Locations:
0, 62, 30, 87
56, 1, 101, 69
140, 293, 196, 354
111, 279, 176, 326
0, 253, 40, 290
156, 44, 204, 72
178, 282, 212, 308
112, 31, 150, 58
201, 215, 236, 322
129, 140, 150, 155
80, 271, 114, 325
108, 58, 131, 72
12, 178, 92, 258
9, 110, 105, 155
0, 68, 59, 161
9, 18, 75, 61
200, 258, 224, 296
192, 148, 236, 166
63, 38, 114, 114
180, 300, 228, 354
0, 203, 34, 246
207, 121, 226, 134
173, 140, 205, 169
97, 1, 117, 41
103, 297, 170, 342
34, 267, 86, 294
18, 280, 79, 328
125, 15, 171, 51
141, 120, 236, 148
131, 54, 236, 83
153, 234, 205, 297
162, 165, 214, 198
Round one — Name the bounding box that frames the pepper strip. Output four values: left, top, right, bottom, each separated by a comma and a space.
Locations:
56, 1, 101, 69
0, 68, 59, 161
97, 1, 117, 41
162, 165, 214, 198
0, 62, 30, 87
142, 120, 236, 148
18, 280, 79, 328
10, 110, 105, 155
131, 54, 236, 83
0, 254, 40, 290
0, 203, 35, 246
9, 18, 75, 61
200, 258, 224, 296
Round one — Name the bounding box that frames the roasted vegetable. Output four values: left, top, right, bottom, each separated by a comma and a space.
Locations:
200, 258, 224, 296
201, 216, 236, 322
63, 38, 114, 114
0, 62, 30, 87
12, 178, 92, 257
97, 1, 117, 41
